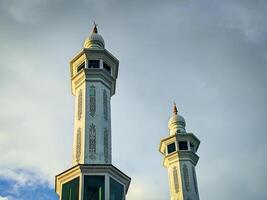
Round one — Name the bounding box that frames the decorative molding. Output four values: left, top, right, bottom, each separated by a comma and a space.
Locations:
173, 166, 179, 193
89, 124, 96, 160
76, 128, 81, 163
77, 89, 82, 120
89, 85, 96, 117
192, 166, 198, 194
183, 164, 190, 192
104, 128, 109, 163
103, 90, 108, 120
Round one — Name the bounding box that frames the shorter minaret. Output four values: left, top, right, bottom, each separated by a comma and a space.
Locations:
159, 104, 200, 200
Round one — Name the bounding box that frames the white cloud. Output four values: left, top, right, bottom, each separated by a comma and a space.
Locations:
0, 168, 46, 188
126, 175, 168, 200
0, 196, 9, 200
0, 47, 72, 188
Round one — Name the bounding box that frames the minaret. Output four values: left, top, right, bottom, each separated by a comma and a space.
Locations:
159, 104, 200, 200
55, 24, 131, 200
71, 24, 112, 166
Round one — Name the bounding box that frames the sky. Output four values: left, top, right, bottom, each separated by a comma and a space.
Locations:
0, 0, 267, 199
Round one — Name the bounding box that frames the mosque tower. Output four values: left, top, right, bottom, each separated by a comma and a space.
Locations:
159, 104, 200, 200
55, 24, 131, 200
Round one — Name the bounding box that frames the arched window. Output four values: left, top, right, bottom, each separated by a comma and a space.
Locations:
173, 166, 179, 193
76, 128, 81, 163
104, 128, 109, 163
77, 89, 82, 120
183, 164, 190, 192
89, 85, 96, 117
89, 124, 96, 159
103, 90, 108, 120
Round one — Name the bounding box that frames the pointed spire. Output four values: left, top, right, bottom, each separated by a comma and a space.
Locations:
92, 21, 98, 34
173, 102, 178, 115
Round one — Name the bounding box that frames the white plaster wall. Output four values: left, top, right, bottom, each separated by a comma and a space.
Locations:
84, 80, 112, 164
179, 160, 200, 200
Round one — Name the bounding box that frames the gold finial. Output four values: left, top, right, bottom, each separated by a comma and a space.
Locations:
173, 102, 178, 115
92, 21, 98, 33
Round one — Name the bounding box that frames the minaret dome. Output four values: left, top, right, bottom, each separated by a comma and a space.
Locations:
84, 23, 105, 49
168, 103, 186, 135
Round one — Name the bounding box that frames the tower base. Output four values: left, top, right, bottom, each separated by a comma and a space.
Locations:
55, 164, 131, 200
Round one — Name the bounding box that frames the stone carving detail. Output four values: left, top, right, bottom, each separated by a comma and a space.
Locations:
103, 90, 108, 120
192, 167, 198, 194
183, 164, 190, 192
90, 85, 96, 117
89, 124, 96, 159
77, 89, 82, 120
104, 128, 109, 163
173, 166, 179, 193
76, 128, 81, 163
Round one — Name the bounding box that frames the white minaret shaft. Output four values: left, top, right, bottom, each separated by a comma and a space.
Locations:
70, 25, 119, 166
159, 104, 200, 200
72, 78, 112, 165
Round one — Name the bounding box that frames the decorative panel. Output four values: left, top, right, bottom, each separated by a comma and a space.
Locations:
173, 166, 179, 193
76, 128, 81, 162
89, 124, 96, 160
77, 89, 82, 120
192, 167, 198, 194
103, 90, 108, 120
104, 128, 108, 163
183, 164, 190, 192
89, 85, 96, 117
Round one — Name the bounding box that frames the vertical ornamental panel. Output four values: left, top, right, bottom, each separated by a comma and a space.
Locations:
104, 128, 108, 163
183, 164, 190, 192
173, 166, 179, 193
90, 85, 96, 117
192, 167, 198, 194
77, 89, 82, 120
89, 124, 96, 159
103, 90, 108, 120
76, 128, 81, 162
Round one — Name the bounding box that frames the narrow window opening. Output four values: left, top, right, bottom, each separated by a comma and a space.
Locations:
167, 142, 176, 154
77, 62, 85, 73
178, 141, 188, 150
103, 62, 111, 74
190, 143, 194, 152
88, 60, 100, 68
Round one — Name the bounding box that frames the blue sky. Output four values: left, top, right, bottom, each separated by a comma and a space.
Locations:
0, 0, 267, 199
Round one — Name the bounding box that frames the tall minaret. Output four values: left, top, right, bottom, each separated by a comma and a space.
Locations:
55, 24, 131, 200
71, 24, 113, 166
159, 104, 200, 200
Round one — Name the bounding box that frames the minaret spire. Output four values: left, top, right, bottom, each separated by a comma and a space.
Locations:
92, 21, 98, 33
173, 102, 178, 115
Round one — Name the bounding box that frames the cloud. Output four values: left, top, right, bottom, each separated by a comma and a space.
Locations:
0, 196, 9, 200
0, 168, 46, 189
